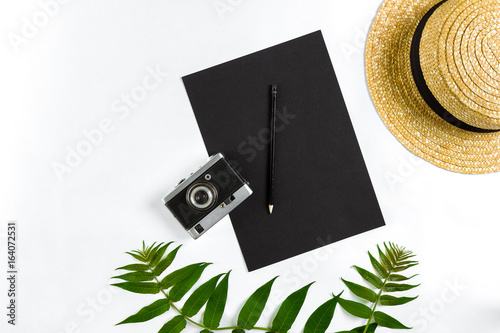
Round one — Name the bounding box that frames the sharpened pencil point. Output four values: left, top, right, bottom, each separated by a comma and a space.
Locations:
269, 205, 274, 214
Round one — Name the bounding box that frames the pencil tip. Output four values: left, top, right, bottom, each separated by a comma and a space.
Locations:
268, 205, 274, 214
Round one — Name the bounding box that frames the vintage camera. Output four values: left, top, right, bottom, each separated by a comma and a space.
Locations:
163, 153, 252, 239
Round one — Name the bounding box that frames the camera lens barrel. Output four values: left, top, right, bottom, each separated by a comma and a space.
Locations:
187, 182, 217, 210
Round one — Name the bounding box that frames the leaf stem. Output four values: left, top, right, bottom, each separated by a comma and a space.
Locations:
362, 274, 389, 333
215, 326, 271, 331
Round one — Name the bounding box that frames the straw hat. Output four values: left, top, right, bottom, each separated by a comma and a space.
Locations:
366, 0, 500, 174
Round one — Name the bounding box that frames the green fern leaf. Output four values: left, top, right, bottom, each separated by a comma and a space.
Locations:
271, 283, 313, 333
237, 276, 278, 329
383, 243, 396, 266
379, 295, 418, 306
146, 242, 164, 262
182, 274, 224, 317
384, 283, 420, 292
337, 298, 371, 319
377, 245, 392, 270
115, 263, 150, 272
116, 299, 170, 325
170, 263, 211, 302
352, 266, 383, 289
126, 251, 147, 262
368, 252, 388, 278
303, 297, 338, 333
203, 272, 230, 329
341, 279, 377, 303
396, 260, 418, 266
341, 243, 419, 333
393, 263, 419, 272
154, 245, 182, 276
143, 242, 157, 258
373, 311, 410, 329
113, 241, 419, 333
387, 273, 418, 281
151, 242, 173, 267
112, 271, 155, 282
161, 263, 205, 290
159, 315, 187, 333
111, 282, 160, 294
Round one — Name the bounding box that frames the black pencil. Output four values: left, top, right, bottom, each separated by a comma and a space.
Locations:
269, 84, 277, 214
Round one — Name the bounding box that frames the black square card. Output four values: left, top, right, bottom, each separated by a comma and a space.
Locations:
183, 31, 385, 271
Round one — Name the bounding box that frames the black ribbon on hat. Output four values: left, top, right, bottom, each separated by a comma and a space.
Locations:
409, 0, 499, 133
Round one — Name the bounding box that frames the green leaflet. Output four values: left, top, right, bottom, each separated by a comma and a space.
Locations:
155, 245, 182, 276
161, 263, 205, 290
337, 298, 371, 319
379, 295, 418, 306
352, 266, 383, 289
237, 276, 278, 329
115, 263, 150, 271
116, 299, 170, 325
159, 315, 187, 333
143, 242, 157, 258
170, 263, 211, 302
126, 251, 147, 262
396, 260, 418, 266
147, 242, 163, 262
341, 279, 377, 303
182, 274, 224, 317
112, 271, 155, 282
393, 263, 419, 272
111, 282, 160, 294
387, 273, 417, 282
336, 323, 378, 333
151, 242, 174, 268
203, 272, 230, 329
384, 243, 396, 266
271, 282, 314, 333
303, 297, 338, 333
384, 283, 420, 292
377, 245, 392, 270
232, 329, 245, 333
373, 311, 410, 329
368, 251, 388, 278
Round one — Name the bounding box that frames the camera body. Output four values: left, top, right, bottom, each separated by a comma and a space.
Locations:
163, 153, 252, 239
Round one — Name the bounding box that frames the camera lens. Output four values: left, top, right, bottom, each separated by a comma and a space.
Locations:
187, 183, 217, 210
194, 190, 209, 205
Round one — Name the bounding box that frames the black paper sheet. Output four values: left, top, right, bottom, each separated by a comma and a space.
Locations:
183, 31, 385, 271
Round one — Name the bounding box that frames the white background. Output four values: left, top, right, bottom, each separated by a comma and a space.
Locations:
1, 1, 500, 333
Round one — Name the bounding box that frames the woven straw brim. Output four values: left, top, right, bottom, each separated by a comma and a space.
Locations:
366, 0, 500, 174
420, 0, 500, 130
